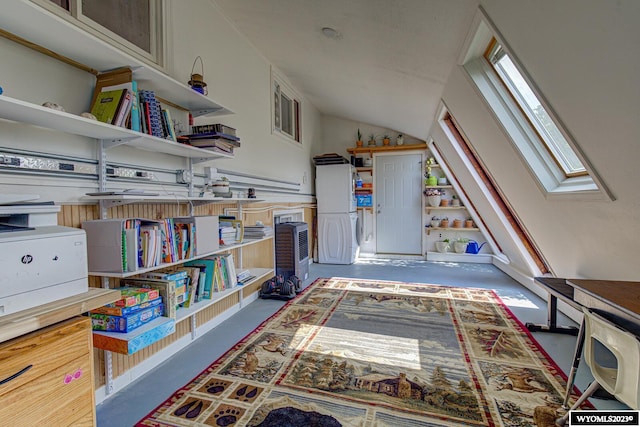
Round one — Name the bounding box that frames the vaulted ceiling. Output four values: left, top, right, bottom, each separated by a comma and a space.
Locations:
213, 0, 479, 139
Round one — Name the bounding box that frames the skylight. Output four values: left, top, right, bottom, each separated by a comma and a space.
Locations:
485, 41, 586, 177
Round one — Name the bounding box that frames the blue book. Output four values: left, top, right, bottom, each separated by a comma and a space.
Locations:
130, 80, 140, 132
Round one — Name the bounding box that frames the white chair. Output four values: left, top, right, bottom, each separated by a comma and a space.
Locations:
558, 307, 640, 425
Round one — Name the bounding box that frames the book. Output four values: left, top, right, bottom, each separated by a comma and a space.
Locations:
181, 266, 201, 308
113, 89, 133, 127
91, 88, 127, 124
162, 109, 177, 141
191, 123, 236, 136
184, 259, 216, 299
130, 80, 140, 132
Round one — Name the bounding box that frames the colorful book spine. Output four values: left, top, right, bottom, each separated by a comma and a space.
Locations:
130, 80, 140, 132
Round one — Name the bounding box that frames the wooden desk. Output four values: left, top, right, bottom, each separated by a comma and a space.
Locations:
569, 279, 640, 336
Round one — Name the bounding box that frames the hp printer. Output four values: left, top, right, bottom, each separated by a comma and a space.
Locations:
0, 201, 88, 316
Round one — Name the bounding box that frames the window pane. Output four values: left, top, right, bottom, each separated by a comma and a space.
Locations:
491, 47, 586, 175
82, 0, 151, 54
274, 83, 281, 130
281, 93, 292, 136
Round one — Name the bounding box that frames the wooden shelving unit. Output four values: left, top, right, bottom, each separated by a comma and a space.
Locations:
347, 142, 428, 155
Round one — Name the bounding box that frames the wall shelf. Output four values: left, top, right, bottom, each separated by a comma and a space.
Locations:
0, 95, 233, 160
0, 2, 232, 117
347, 142, 427, 155
425, 227, 480, 235
426, 206, 466, 213
88, 236, 273, 278
92, 267, 272, 355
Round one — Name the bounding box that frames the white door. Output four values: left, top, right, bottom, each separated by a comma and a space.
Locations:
375, 153, 423, 255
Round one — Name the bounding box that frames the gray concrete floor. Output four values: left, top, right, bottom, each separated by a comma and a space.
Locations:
96, 259, 625, 426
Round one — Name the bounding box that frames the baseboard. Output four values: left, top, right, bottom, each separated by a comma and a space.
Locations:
426, 251, 492, 263
492, 256, 581, 324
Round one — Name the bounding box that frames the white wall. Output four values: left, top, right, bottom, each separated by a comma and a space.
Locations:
436, 0, 640, 279
169, 0, 321, 198
0, 0, 322, 203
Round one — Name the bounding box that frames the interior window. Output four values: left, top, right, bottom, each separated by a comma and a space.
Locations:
43, 0, 163, 66
272, 69, 302, 144
485, 40, 585, 177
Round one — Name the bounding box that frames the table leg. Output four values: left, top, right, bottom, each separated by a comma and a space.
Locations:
526, 294, 579, 335
562, 317, 585, 409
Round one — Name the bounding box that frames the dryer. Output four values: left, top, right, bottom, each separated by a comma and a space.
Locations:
317, 212, 360, 264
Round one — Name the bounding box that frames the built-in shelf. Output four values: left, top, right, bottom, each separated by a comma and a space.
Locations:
425, 227, 480, 235
426, 206, 466, 213
88, 236, 273, 278
175, 267, 272, 321
425, 185, 453, 190
92, 268, 272, 355
347, 143, 428, 155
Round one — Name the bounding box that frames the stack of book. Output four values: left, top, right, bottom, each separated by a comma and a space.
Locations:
185, 253, 237, 297
243, 224, 274, 239
176, 123, 240, 156
236, 269, 255, 285
89, 287, 163, 333
89, 67, 177, 141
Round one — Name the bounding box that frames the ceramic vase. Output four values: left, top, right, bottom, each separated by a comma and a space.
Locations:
453, 241, 468, 253
435, 241, 449, 253
427, 195, 441, 207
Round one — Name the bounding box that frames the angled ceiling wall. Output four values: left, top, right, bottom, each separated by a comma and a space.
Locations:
436, 0, 640, 280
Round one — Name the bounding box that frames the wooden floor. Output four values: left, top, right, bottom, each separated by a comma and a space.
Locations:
96, 258, 627, 426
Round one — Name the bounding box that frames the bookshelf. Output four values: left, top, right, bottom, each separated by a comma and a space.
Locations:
0, 2, 276, 402
0, 96, 232, 161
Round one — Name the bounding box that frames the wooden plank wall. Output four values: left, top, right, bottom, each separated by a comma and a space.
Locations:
56, 201, 316, 391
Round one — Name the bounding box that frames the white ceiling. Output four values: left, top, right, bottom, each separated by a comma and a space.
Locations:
213, 0, 479, 139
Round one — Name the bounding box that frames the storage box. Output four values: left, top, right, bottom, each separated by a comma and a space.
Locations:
92, 317, 176, 355
357, 195, 372, 207
174, 215, 219, 255
90, 296, 162, 317
90, 303, 164, 332
115, 287, 160, 307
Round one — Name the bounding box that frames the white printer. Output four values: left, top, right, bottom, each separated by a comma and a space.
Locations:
0, 200, 88, 317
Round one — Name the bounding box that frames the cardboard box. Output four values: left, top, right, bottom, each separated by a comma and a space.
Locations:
357, 194, 372, 207
90, 303, 164, 332
90, 296, 162, 317
115, 287, 160, 307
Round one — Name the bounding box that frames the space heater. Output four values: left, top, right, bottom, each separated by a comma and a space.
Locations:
275, 222, 309, 281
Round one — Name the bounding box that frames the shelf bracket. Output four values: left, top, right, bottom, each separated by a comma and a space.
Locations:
191, 156, 218, 165
191, 107, 226, 118
99, 136, 140, 150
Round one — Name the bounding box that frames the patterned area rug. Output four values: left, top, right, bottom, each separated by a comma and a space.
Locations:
136, 277, 580, 426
